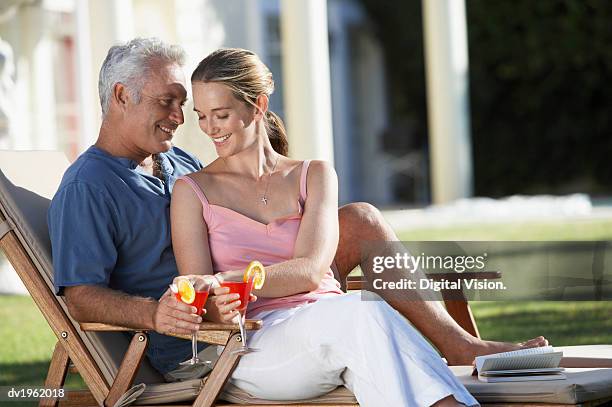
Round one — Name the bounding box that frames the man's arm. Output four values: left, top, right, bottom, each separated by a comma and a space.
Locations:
65, 285, 202, 335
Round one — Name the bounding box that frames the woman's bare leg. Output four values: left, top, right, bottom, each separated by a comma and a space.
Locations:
335, 202, 548, 365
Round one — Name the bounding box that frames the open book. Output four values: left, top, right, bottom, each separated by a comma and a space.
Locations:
475, 346, 566, 383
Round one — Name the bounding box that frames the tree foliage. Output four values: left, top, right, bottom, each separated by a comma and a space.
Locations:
359, 0, 612, 198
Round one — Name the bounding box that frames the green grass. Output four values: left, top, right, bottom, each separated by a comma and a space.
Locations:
0, 295, 85, 406
0, 295, 57, 386
471, 301, 612, 345
396, 219, 612, 241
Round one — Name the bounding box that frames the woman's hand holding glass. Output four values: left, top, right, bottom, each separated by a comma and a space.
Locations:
208, 284, 257, 324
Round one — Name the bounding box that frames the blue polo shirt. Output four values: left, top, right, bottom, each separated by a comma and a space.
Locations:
48, 145, 204, 374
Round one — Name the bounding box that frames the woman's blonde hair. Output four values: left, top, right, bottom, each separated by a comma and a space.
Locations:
191, 48, 288, 156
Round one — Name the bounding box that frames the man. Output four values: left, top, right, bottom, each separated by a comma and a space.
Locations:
49, 38, 544, 379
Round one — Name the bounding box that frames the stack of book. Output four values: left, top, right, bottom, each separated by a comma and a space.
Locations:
475, 346, 566, 383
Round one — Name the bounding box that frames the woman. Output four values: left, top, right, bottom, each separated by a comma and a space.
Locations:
170, 48, 479, 406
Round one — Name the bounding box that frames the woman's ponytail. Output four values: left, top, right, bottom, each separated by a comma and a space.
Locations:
264, 111, 288, 156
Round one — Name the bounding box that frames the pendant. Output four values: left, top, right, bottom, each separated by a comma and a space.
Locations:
261, 197, 268, 205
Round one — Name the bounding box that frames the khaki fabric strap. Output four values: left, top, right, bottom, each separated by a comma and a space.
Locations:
0, 219, 13, 239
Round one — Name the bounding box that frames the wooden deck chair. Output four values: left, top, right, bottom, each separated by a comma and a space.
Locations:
0, 150, 356, 407
1, 150, 612, 407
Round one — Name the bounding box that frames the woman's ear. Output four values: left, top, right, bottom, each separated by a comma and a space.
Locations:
254, 94, 269, 121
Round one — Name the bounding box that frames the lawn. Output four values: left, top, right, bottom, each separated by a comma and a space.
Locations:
0, 295, 85, 404
0, 218, 611, 396
395, 218, 612, 241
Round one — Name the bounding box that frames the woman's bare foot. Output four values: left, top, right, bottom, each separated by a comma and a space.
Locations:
445, 336, 549, 365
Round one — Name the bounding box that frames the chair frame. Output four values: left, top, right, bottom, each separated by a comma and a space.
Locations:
2, 203, 611, 407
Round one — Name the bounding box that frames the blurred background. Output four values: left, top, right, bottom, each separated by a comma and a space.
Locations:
2, 0, 612, 204
1, 0, 611, 394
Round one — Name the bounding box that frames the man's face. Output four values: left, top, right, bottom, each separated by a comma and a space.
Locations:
123, 60, 187, 157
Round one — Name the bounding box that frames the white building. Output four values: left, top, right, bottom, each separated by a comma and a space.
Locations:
0, 0, 472, 293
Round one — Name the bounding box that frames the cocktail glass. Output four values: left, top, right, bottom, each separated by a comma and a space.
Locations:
173, 279, 212, 365
221, 278, 258, 354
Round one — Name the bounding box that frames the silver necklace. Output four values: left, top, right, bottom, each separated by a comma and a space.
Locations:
260, 155, 280, 205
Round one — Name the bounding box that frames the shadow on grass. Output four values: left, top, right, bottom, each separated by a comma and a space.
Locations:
0, 361, 50, 387
0, 361, 87, 388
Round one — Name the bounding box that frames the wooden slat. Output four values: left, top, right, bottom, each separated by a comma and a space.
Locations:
57, 390, 98, 406
194, 332, 244, 407
443, 299, 480, 339
40, 342, 70, 407
0, 224, 110, 405
80, 320, 262, 332
80, 321, 263, 347
193, 330, 230, 346
212, 404, 359, 407
200, 321, 263, 331
135, 405, 358, 407
105, 332, 149, 407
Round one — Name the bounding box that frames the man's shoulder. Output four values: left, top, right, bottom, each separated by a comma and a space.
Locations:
52, 149, 126, 206
167, 146, 203, 172
59, 150, 113, 189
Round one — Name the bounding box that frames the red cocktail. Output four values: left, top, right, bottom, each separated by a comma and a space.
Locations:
220, 281, 253, 313
221, 278, 256, 354
175, 290, 209, 315
172, 278, 212, 365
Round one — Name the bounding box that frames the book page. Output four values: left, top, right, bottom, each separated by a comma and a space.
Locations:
475, 346, 561, 372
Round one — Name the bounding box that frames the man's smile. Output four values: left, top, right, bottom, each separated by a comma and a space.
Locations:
158, 125, 176, 135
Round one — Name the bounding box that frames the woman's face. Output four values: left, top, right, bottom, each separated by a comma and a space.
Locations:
192, 81, 259, 157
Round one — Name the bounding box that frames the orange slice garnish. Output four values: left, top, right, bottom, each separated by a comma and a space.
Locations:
244, 261, 266, 289
177, 278, 195, 304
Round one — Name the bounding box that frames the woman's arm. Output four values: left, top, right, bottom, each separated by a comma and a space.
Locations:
171, 178, 240, 323
171, 177, 214, 277
218, 160, 339, 298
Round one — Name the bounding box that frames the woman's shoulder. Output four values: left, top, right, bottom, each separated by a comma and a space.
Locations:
303, 159, 336, 178
280, 158, 334, 174
174, 160, 222, 197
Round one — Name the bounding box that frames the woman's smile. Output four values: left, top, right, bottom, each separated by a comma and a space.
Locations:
212, 133, 232, 146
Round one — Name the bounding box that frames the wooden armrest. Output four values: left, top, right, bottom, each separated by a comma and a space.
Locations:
80, 323, 139, 332
346, 271, 501, 290
81, 320, 263, 347
80, 320, 263, 332
200, 320, 263, 331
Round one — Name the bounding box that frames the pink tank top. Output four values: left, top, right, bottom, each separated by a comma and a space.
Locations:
178, 160, 342, 317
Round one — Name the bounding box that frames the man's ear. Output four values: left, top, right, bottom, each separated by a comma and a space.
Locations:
254, 94, 269, 121
112, 83, 130, 112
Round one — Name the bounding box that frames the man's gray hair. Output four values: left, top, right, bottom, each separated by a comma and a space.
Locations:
98, 37, 186, 117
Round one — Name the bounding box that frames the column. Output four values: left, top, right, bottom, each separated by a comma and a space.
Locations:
422, 0, 473, 204
279, 0, 334, 164
75, 0, 97, 151
88, 0, 134, 130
